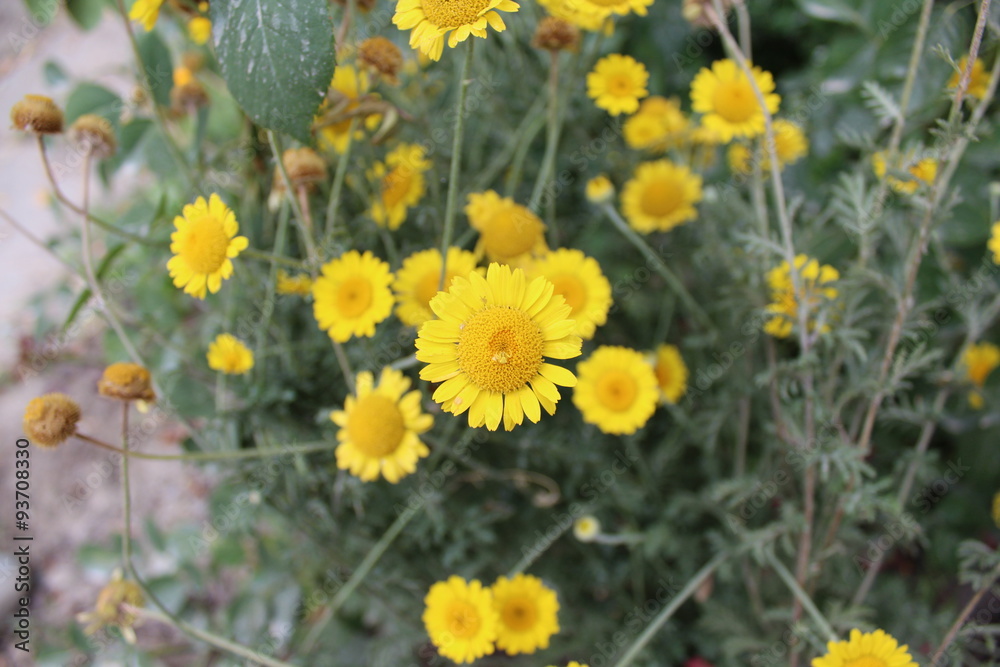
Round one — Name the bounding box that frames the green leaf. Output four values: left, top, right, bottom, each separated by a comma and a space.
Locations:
62, 288, 93, 333
64, 82, 121, 126
211, 0, 335, 143
137, 31, 174, 107
24, 0, 57, 25
43, 61, 67, 86
66, 0, 104, 30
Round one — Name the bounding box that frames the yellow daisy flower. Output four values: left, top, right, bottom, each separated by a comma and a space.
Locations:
587, 54, 649, 116
962, 341, 1000, 408
416, 263, 582, 431
764, 254, 839, 339
316, 65, 381, 153
621, 160, 703, 233
369, 143, 432, 230
728, 142, 753, 175
207, 334, 254, 375
465, 190, 548, 266
492, 574, 560, 655
423, 576, 498, 664
528, 248, 612, 340
276, 270, 313, 296
573, 346, 659, 435
623, 96, 690, 152
313, 251, 395, 343
585, 175, 615, 204
872, 151, 937, 194
768, 119, 808, 168
188, 16, 212, 44
536, 0, 607, 31
690, 58, 781, 142
812, 628, 917, 667
167, 194, 249, 300
129, 0, 163, 31
949, 56, 990, 100
331, 367, 432, 483
988, 220, 1000, 264
393, 0, 520, 62
650, 344, 687, 404
393, 247, 482, 327
568, 0, 652, 25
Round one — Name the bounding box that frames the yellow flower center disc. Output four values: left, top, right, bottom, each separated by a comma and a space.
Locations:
445, 599, 481, 638
641, 178, 682, 218
179, 217, 229, 274
420, 0, 492, 28
500, 597, 538, 632
457, 306, 544, 393
336, 276, 374, 318
596, 369, 638, 411
713, 79, 758, 123
381, 166, 414, 209
347, 394, 406, 457
608, 74, 637, 96
844, 658, 888, 667
548, 274, 586, 315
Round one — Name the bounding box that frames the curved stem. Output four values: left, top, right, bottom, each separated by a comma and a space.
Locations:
323, 117, 358, 252
765, 549, 838, 643
438, 39, 475, 291
76, 432, 337, 461
930, 562, 1000, 665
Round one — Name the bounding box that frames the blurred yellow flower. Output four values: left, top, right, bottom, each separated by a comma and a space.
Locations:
394, 0, 519, 61
276, 270, 313, 296
621, 160, 703, 233
650, 344, 688, 404
573, 515, 600, 542
188, 16, 212, 44
573, 346, 659, 435
691, 58, 780, 142
962, 341, 1000, 408
587, 54, 648, 115
623, 96, 690, 152
528, 248, 612, 340
812, 628, 917, 667
368, 143, 431, 229
207, 334, 254, 375
492, 574, 560, 655
585, 175, 615, 203
416, 263, 582, 431
393, 247, 481, 327
466, 190, 548, 266
568, 0, 652, 25
988, 220, 1000, 264
316, 65, 381, 153
992, 491, 1000, 528
331, 367, 432, 483
949, 56, 990, 100
312, 251, 394, 343
764, 254, 839, 339
129, 0, 163, 31
167, 194, 249, 300
423, 576, 498, 663
872, 151, 937, 194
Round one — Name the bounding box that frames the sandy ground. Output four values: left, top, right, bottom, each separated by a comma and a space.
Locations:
0, 4, 213, 664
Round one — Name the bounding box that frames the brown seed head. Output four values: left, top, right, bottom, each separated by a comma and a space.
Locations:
23, 393, 81, 448
98, 362, 155, 402
69, 114, 117, 159
281, 147, 328, 189
10, 94, 64, 134
532, 17, 580, 52
359, 37, 404, 84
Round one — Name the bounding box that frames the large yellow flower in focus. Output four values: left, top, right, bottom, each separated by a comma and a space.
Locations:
312, 251, 395, 342
393, 247, 482, 327
331, 367, 432, 483
416, 263, 582, 431
466, 190, 548, 266
573, 346, 658, 435
691, 58, 780, 142
812, 628, 917, 667
491, 574, 560, 655
621, 160, 703, 233
129, 0, 163, 31
393, 0, 520, 62
369, 143, 432, 230
423, 576, 498, 664
528, 249, 612, 340
167, 194, 249, 300
587, 54, 649, 116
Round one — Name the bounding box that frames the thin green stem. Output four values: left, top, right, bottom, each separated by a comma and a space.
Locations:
120, 404, 132, 568
76, 432, 337, 461
268, 131, 321, 273
323, 117, 358, 252
613, 551, 730, 667
765, 549, 838, 643
114, 0, 201, 195
300, 506, 421, 652
439, 40, 475, 291
600, 203, 714, 333
242, 247, 306, 269
332, 340, 356, 394
530, 51, 564, 247
930, 562, 1000, 665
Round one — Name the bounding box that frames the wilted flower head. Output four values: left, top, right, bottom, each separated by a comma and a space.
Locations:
98, 362, 155, 402
23, 393, 81, 448
10, 94, 63, 134
69, 114, 117, 159
77, 570, 145, 644
359, 37, 404, 83
533, 16, 580, 51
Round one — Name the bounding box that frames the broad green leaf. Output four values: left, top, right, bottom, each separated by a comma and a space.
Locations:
24, 0, 57, 25
64, 82, 121, 126
211, 0, 335, 144
137, 31, 173, 107
66, 0, 104, 30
